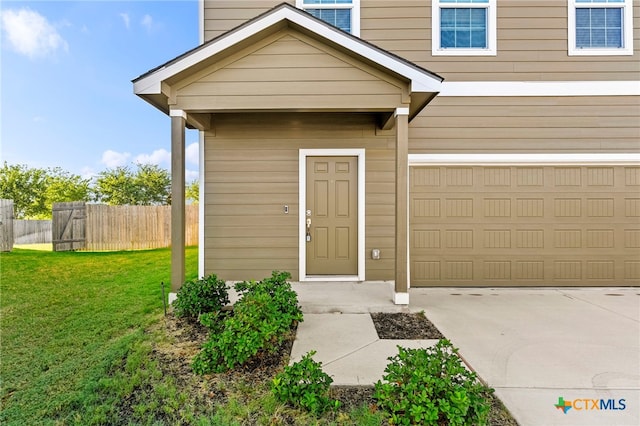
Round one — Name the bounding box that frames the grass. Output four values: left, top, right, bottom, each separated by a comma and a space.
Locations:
0, 248, 384, 425
12, 243, 52, 251
0, 247, 198, 425
1, 248, 508, 425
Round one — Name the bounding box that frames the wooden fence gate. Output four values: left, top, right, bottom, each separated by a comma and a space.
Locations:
52, 202, 86, 251
0, 199, 14, 252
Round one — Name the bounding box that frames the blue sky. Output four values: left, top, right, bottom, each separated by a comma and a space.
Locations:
1, 0, 201, 181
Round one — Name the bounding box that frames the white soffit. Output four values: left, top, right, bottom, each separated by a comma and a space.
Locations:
134, 4, 442, 96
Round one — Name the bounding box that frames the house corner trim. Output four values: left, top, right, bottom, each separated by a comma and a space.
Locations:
393, 292, 409, 305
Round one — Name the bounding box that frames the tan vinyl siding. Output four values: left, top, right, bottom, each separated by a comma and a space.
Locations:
174, 31, 408, 112
204, 1, 639, 81
203, 113, 396, 281
203, 0, 294, 41
365, 149, 396, 279
361, 0, 640, 82
409, 96, 640, 153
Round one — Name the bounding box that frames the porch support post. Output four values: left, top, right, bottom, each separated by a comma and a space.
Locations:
170, 109, 187, 296
394, 107, 410, 305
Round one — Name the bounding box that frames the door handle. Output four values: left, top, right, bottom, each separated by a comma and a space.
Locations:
306, 218, 311, 242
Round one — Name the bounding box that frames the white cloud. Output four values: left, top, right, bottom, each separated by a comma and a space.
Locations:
186, 142, 199, 166
186, 169, 199, 183
1, 8, 68, 59
141, 14, 153, 32
101, 150, 131, 168
135, 148, 170, 166
101, 147, 199, 178
80, 166, 97, 180
119, 12, 130, 29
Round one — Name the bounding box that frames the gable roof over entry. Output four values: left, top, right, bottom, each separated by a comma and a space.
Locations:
133, 3, 443, 122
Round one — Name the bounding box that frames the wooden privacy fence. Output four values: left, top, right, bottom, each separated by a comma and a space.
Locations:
53, 202, 198, 251
14, 220, 52, 244
0, 199, 14, 252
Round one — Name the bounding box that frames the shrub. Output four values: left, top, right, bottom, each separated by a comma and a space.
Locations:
198, 311, 226, 334
234, 271, 303, 326
374, 340, 494, 425
272, 350, 340, 415
192, 271, 302, 374
172, 274, 229, 319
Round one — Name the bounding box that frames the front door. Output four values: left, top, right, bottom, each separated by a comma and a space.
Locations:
306, 156, 358, 275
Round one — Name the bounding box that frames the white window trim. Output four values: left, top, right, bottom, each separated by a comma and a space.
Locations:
431, 0, 497, 56
296, 0, 360, 37
299, 149, 365, 282
568, 0, 634, 56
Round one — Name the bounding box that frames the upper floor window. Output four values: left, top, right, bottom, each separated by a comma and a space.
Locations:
432, 0, 497, 56
296, 0, 361, 36
568, 0, 634, 55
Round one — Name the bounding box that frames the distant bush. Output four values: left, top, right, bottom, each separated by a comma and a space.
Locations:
192, 271, 302, 374
172, 274, 229, 319
374, 340, 494, 425
272, 350, 340, 415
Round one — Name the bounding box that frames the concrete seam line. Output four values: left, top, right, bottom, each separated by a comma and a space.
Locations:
323, 338, 380, 366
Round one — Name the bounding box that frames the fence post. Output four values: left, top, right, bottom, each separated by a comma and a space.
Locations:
0, 199, 14, 252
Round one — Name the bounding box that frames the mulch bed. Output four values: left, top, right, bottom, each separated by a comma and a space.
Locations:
130, 311, 517, 425
371, 312, 445, 339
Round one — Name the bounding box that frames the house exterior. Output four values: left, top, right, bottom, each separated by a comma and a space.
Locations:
134, 0, 640, 304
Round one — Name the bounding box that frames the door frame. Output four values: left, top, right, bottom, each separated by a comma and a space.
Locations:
299, 149, 366, 281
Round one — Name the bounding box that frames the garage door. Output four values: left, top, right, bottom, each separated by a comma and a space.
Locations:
410, 165, 640, 287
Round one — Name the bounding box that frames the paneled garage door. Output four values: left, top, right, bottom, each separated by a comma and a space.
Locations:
409, 165, 640, 287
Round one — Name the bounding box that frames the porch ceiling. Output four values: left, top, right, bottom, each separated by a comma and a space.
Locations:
132, 3, 443, 125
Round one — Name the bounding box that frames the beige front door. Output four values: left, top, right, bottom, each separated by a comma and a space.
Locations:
306, 156, 358, 275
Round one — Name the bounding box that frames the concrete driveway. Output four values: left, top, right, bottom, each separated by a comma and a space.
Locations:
291, 283, 639, 426
410, 287, 640, 426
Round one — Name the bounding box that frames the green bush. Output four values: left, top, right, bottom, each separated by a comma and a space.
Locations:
374, 340, 493, 426
234, 271, 303, 326
198, 311, 226, 334
192, 271, 302, 374
272, 350, 340, 415
172, 274, 229, 319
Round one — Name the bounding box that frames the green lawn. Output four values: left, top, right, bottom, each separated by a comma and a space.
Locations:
0, 248, 506, 425
0, 247, 198, 425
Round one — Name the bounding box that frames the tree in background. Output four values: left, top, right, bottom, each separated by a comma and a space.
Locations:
1, 162, 181, 217
93, 166, 136, 205
136, 163, 172, 205
0, 163, 91, 219
186, 179, 199, 204
44, 168, 91, 213
0, 162, 48, 219
94, 163, 171, 206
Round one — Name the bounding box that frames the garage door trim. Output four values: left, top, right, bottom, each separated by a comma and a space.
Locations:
409, 153, 640, 166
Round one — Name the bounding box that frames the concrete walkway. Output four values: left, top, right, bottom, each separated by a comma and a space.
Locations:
290, 283, 640, 426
